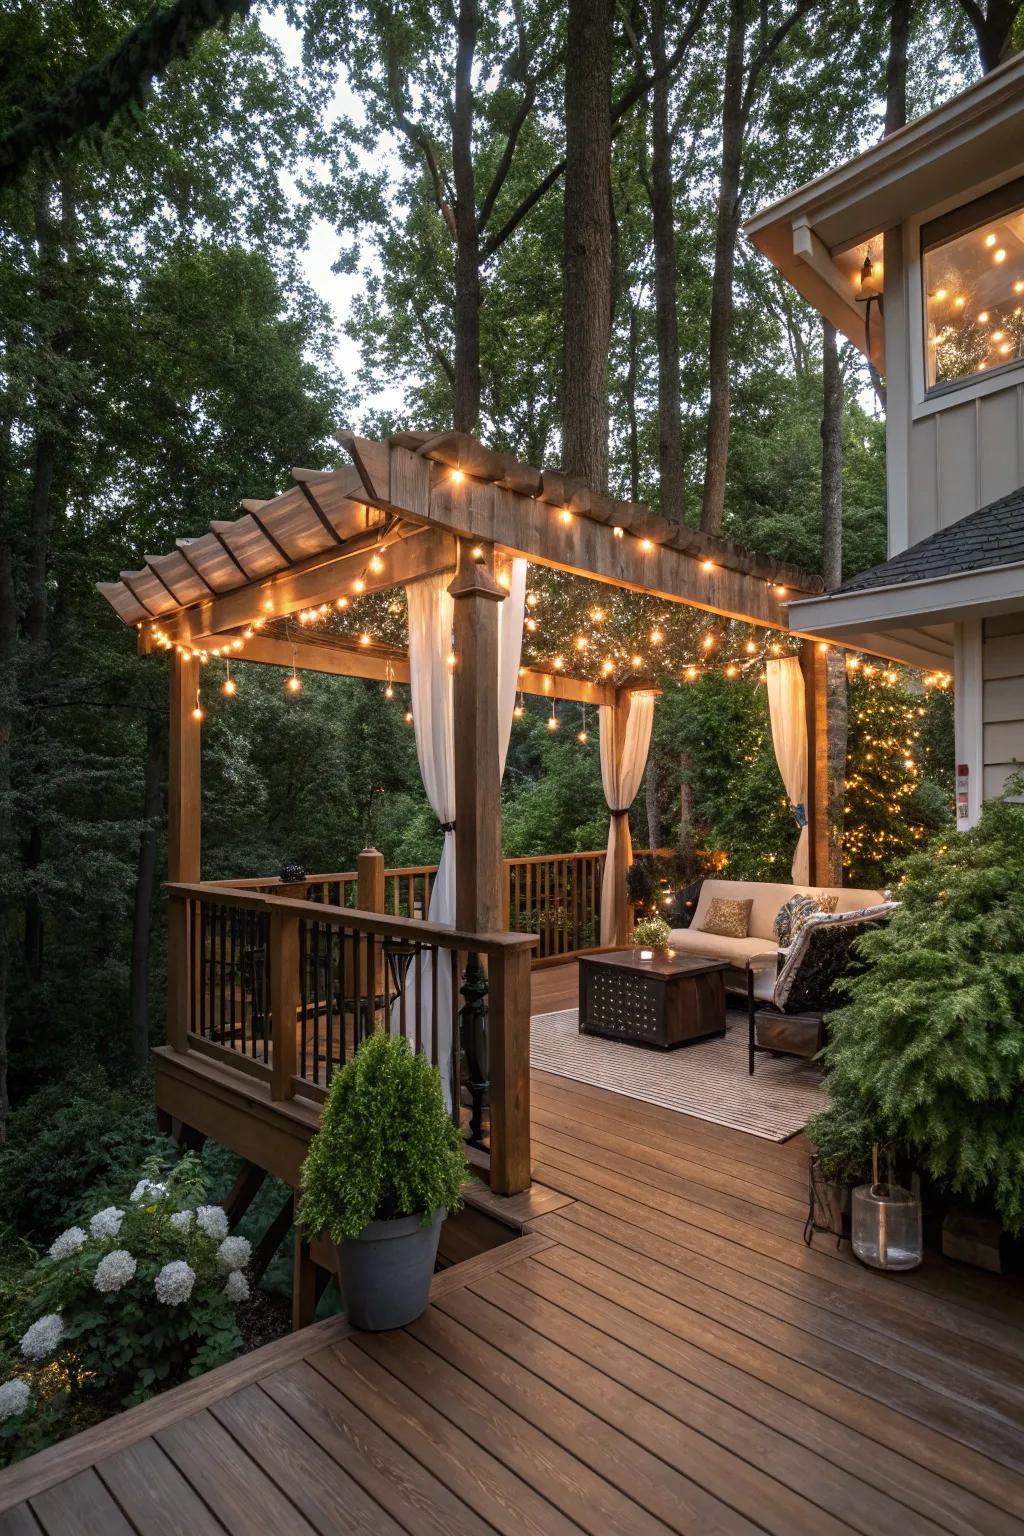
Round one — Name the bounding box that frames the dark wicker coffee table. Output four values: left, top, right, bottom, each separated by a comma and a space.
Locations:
578, 949, 728, 1050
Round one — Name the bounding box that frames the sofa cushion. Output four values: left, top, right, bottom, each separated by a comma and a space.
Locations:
668, 927, 780, 1000
698, 896, 752, 939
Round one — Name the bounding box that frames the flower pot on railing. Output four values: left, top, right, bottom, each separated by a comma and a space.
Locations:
337, 1210, 444, 1331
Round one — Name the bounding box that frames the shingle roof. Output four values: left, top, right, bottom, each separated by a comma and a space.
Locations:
835, 487, 1024, 595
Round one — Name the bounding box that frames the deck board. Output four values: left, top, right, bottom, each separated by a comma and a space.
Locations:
2, 961, 1024, 1533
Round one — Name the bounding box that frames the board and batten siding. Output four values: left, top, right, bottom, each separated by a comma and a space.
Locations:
983, 611, 1024, 800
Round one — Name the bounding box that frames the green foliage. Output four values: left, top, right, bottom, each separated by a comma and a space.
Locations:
0, 1155, 249, 1466
299, 1034, 466, 1242
631, 915, 670, 949
813, 784, 1024, 1231
0, 1070, 167, 1251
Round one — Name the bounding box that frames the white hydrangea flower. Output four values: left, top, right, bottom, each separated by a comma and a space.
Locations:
0, 1379, 31, 1422
130, 1178, 166, 1205
89, 1207, 124, 1240
93, 1249, 137, 1294
169, 1209, 194, 1234
216, 1235, 251, 1274
223, 1270, 250, 1304
48, 1226, 86, 1260
196, 1205, 228, 1242
20, 1314, 64, 1361
154, 1260, 195, 1306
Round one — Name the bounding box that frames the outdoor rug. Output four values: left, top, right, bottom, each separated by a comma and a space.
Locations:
530, 1007, 827, 1142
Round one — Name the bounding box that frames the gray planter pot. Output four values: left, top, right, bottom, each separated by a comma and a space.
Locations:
337, 1209, 444, 1331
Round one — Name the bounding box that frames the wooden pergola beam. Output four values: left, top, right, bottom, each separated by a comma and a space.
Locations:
345, 443, 808, 631
168, 525, 459, 643
191, 629, 617, 706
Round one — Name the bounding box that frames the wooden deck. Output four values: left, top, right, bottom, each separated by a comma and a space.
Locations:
4, 964, 1024, 1533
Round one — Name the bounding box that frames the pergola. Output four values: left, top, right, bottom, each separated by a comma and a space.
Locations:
99, 427, 838, 926
99, 428, 846, 1197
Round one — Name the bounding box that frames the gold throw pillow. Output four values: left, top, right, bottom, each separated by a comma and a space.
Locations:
699, 896, 752, 939
815, 892, 840, 913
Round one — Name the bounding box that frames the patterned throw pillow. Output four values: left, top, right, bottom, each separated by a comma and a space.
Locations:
773, 894, 820, 948
699, 896, 752, 939
815, 892, 840, 913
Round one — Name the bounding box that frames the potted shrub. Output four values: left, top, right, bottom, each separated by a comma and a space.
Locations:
806, 1090, 877, 1242
298, 1032, 466, 1330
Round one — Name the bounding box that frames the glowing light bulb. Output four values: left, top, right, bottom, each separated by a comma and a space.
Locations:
232, 639, 242, 651
559, 508, 573, 525
222, 677, 237, 697
337, 596, 349, 610
451, 468, 464, 484
725, 665, 738, 678
575, 636, 587, 650
513, 703, 524, 719
369, 553, 384, 574
978, 310, 990, 324
360, 632, 371, 647
685, 666, 698, 682
286, 674, 301, 694
446, 650, 456, 667
954, 294, 966, 308
631, 654, 643, 669
553, 656, 564, 670
985, 232, 997, 247
640, 538, 654, 552
192, 702, 204, 721
744, 640, 756, 654
775, 584, 787, 596
384, 684, 394, 700
353, 577, 366, 594
702, 635, 714, 650
601, 660, 614, 676
404, 710, 414, 724
612, 525, 624, 538
1015, 280, 1024, 295
702, 559, 715, 573
547, 713, 558, 732
995, 248, 1007, 264
591, 608, 604, 622
650, 629, 663, 645
526, 592, 539, 608
992, 329, 1005, 341
262, 597, 274, 613
934, 287, 947, 301
525, 617, 538, 633
818, 642, 829, 653
577, 729, 589, 744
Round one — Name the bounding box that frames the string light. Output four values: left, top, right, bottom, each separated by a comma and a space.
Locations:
383, 660, 395, 700
612, 525, 624, 538
369, 552, 384, 574
640, 538, 654, 553
577, 705, 589, 744
559, 509, 573, 526
470, 545, 485, 562
450, 468, 465, 485
192, 689, 204, 722
547, 702, 559, 731
513, 691, 525, 720
352, 577, 366, 594
702, 560, 714, 573
360, 632, 371, 647
404, 709, 414, 724
336, 596, 349, 610
221, 661, 236, 697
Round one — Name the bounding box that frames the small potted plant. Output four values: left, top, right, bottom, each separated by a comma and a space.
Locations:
298, 1032, 466, 1330
631, 914, 671, 959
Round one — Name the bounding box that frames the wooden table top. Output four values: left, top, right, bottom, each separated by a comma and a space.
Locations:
580, 948, 729, 979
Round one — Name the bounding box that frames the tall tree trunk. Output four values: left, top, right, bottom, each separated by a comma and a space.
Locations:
644, 757, 662, 850
884, 0, 913, 133
452, 0, 480, 432
562, 0, 614, 490
0, 542, 16, 1141
700, 0, 746, 535
129, 712, 163, 1072
625, 296, 641, 501
821, 320, 843, 589
956, 0, 1017, 71
650, 0, 686, 522
820, 317, 847, 883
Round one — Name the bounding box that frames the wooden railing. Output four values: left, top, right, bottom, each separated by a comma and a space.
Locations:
213, 848, 671, 962
166, 881, 536, 1193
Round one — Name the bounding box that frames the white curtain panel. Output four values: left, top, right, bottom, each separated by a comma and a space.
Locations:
497, 558, 527, 777
398, 573, 457, 1096
766, 655, 810, 884
598, 691, 656, 945
397, 561, 526, 1100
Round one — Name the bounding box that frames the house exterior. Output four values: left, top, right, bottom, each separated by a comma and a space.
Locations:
746, 53, 1024, 827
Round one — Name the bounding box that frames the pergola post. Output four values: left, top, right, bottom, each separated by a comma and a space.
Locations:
166, 649, 201, 1052
448, 551, 506, 932
800, 640, 835, 886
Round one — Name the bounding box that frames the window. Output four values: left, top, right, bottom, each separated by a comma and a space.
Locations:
922, 178, 1024, 390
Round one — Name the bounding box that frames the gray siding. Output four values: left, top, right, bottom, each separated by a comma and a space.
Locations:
982, 611, 1024, 799
908, 384, 1024, 548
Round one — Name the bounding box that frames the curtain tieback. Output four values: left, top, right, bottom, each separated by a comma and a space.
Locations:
438, 819, 456, 834
791, 801, 808, 829
609, 808, 630, 818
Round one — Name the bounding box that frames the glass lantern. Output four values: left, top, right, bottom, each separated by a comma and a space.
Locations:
852, 1181, 923, 1271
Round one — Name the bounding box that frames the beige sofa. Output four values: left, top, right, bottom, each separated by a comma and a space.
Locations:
668, 877, 886, 1001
